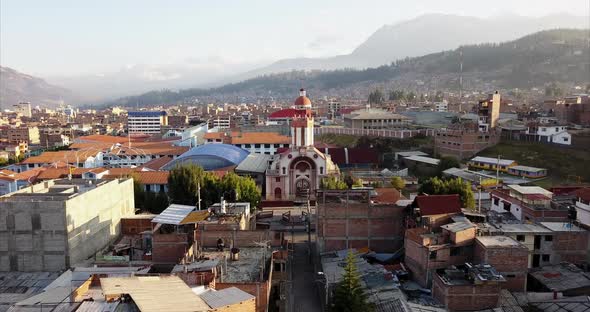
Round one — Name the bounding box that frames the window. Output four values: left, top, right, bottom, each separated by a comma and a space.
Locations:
542, 254, 550, 262
516, 235, 525, 242
493, 198, 499, 206
503, 202, 511, 212
264, 144, 271, 148
506, 274, 516, 278
429, 251, 437, 260
245, 144, 251, 148
545, 235, 553, 242
160, 185, 165, 192
282, 167, 286, 175
275, 177, 280, 182
320, 167, 324, 174
254, 144, 261, 148
564, 138, 569, 142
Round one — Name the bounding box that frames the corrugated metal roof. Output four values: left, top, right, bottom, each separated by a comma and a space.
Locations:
235, 153, 271, 173
470, 156, 516, 166
199, 287, 255, 309
75, 301, 121, 312
151, 204, 195, 225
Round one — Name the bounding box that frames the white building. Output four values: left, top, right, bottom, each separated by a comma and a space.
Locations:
575, 188, 590, 227
208, 115, 231, 129
434, 101, 448, 112
13, 102, 32, 118
490, 185, 553, 221
127, 111, 168, 135
526, 125, 572, 145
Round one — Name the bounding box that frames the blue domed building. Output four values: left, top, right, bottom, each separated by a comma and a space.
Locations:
163, 144, 249, 171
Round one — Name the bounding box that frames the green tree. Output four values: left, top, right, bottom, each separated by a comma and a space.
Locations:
419, 177, 475, 210
320, 176, 348, 190
168, 164, 206, 206
437, 156, 460, 176
130, 173, 146, 210
368, 89, 384, 104
390, 176, 405, 191
168, 164, 261, 209
332, 251, 373, 312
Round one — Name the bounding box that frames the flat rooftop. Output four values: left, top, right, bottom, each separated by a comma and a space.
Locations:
0, 179, 124, 202
492, 223, 552, 234
200, 247, 272, 283
539, 222, 586, 232
530, 263, 590, 292
476, 236, 523, 248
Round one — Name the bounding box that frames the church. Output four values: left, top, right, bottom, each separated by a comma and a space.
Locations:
265, 89, 340, 200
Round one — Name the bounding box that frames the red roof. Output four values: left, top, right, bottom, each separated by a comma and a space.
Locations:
576, 188, 590, 202
142, 156, 173, 171
268, 109, 308, 119
415, 194, 462, 215
294, 96, 311, 107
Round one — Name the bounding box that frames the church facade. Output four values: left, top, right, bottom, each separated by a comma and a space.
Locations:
265, 89, 339, 200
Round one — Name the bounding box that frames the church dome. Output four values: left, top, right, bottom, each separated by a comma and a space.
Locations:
294, 88, 311, 107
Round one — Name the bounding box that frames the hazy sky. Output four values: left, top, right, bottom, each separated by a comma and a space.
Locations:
1, 0, 588, 77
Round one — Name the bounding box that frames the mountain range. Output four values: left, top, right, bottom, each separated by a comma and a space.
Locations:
239, 13, 589, 78
2, 13, 589, 105
110, 29, 590, 108
0, 66, 74, 109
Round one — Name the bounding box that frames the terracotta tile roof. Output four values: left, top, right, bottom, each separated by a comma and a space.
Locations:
415, 194, 462, 215
0, 169, 17, 176
231, 132, 290, 144
142, 156, 173, 170
75, 134, 137, 144
210, 165, 236, 178
11, 167, 47, 182
103, 170, 169, 185
20, 149, 103, 164
576, 188, 590, 202
204, 131, 290, 144
134, 171, 169, 185
0, 176, 16, 182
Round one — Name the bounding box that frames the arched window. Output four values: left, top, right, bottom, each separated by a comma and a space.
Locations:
320, 167, 324, 174
282, 167, 286, 175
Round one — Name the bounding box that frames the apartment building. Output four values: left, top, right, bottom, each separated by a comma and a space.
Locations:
127, 111, 167, 135
7, 126, 40, 145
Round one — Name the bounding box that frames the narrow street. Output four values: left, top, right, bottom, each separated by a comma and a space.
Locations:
290, 233, 322, 312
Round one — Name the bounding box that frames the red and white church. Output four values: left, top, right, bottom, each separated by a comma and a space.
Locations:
265, 89, 340, 200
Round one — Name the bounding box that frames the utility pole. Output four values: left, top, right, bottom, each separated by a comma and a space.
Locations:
197, 182, 201, 210
496, 154, 501, 182
478, 176, 482, 213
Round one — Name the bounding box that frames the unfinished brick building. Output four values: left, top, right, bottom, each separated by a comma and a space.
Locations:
474, 236, 529, 291
316, 189, 404, 253
432, 263, 506, 311
404, 220, 476, 288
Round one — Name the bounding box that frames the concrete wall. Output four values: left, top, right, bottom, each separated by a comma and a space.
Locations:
65, 179, 135, 266
0, 199, 67, 271
0, 179, 134, 271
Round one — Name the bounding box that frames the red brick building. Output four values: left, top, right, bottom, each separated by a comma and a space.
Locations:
316, 189, 404, 252
432, 263, 506, 311
473, 236, 529, 291
404, 221, 476, 288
